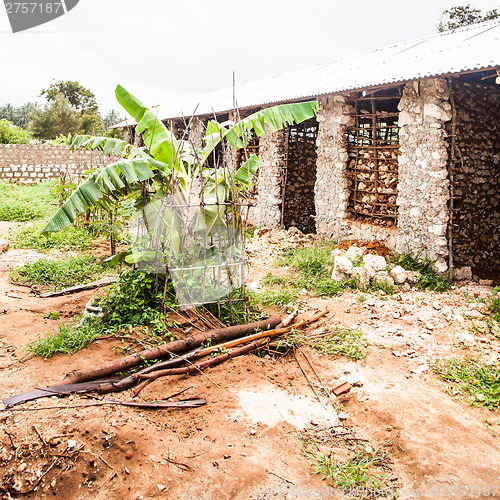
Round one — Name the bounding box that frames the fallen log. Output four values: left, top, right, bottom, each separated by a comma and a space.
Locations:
39, 277, 117, 298
99, 309, 329, 395
63, 316, 281, 385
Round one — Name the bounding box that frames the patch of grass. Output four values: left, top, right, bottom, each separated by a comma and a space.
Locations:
257, 286, 297, 307
11, 255, 108, 290
433, 357, 500, 410
27, 320, 106, 357
391, 251, 450, 292
12, 221, 93, 251
369, 278, 396, 295
311, 326, 367, 360
486, 287, 500, 332
261, 273, 288, 286
305, 446, 390, 496
279, 240, 337, 278
0, 180, 57, 221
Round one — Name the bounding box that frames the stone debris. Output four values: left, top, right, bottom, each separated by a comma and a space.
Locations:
0, 239, 9, 254
453, 266, 473, 281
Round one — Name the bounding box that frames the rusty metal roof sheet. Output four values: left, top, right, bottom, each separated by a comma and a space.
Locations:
118, 19, 500, 125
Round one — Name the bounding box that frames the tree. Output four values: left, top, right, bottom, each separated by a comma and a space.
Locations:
40, 80, 101, 135
438, 4, 499, 31
0, 119, 33, 144
30, 94, 83, 140
0, 102, 37, 129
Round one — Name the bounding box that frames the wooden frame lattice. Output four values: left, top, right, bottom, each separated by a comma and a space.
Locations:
345, 93, 401, 227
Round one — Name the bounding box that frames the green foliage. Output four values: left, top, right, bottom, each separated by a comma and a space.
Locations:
311, 326, 367, 360
98, 269, 175, 333
0, 102, 37, 129
433, 357, 500, 410
390, 251, 450, 292
27, 320, 106, 358
0, 180, 56, 221
279, 241, 337, 277
10, 255, 107, 290
44, 133, 72, 145
305, 445, 389, 494
13, 221, 93, 250
41, 80, 99, 113
438, 4, 499, 31
31, 94, 83, 140
486, 286, 500, 326
369, 278, 396, 295
261, 273, 288, 286
0, 119, 33, 144
257, 287, 297, 307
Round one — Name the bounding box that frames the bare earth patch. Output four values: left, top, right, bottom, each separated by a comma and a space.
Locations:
0, 225, 499, 499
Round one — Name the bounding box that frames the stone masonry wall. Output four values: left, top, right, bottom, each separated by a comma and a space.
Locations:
314, 95, 396, 244
315, 95, 352, 236
0, 144, 112, 184
447, 81, 500, 276
249, 129, 287, 228
396, 78, 452, 272
282, 132, 317, 233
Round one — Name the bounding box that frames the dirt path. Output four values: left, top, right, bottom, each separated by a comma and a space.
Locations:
0, 226, 499, 499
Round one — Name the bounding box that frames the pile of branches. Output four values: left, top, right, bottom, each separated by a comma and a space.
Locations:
3, 309, 328, 408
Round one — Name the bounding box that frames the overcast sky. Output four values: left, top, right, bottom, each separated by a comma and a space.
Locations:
0, 0, 499, 116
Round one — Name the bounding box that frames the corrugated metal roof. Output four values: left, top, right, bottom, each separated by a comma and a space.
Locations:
118, 19, 500, 125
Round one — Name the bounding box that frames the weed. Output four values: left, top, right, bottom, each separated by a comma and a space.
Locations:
485, 287, 500, 337
304, 445, 390, 495
11, 255, 108, 290
44, 311, 60, 320
357, 295, 367, 303
311, 326, 367, 360
13, 221, 93, 251
261, 273, 288, 286
257, 287, 297, 308
369, 279, 396, 295
27, 320, 106, 357
279, 240, 337, 278
433, 357, 500, 410
0, 180, 57, 222
390, 251, 450, 292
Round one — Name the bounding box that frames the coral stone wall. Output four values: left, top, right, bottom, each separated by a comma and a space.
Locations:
447, 81, 500, 276
249, 129, 287, 228
0, 144, 111, 183
314, 95, 352, 236
396, 79, 452, 272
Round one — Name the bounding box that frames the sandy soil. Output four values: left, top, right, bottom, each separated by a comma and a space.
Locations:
0, 224, 499, 499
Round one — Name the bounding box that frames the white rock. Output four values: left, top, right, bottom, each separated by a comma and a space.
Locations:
373, 273, 394, 287
363, 254, 387, 272
331, 249, 346, 257
390, 265, 407, 284
334, 256, 354, 276
0, 239, 9, 253
352, 267, 370, 289
458, 332, 475, 345
345, 246, 366, 261
453, 266, 472, 281
433, 259, 448, 274
406, 271, 420, 284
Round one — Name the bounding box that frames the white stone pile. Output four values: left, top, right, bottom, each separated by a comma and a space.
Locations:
331, 245, 420, 289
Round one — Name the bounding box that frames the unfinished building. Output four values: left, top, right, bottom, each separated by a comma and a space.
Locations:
120, 20, 500, 279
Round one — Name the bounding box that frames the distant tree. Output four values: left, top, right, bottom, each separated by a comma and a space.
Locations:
102, 109, 122, 130
0, 119, 33, 144
438, 4, 499, 31
40, 80, 101, 135
30, 94, 83, 140
0, 103, 37, 129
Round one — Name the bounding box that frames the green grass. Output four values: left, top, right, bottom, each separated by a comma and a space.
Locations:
12, 220, 93, 251
390, 251, 450, 292
311, 326, 367, 360
257, 286, 297, 307
27, 320, 106, 357
433, 357, 500, 410
305, 446, 390, 495
279, 240, 337, 277
486, 287, 500, 336
0, 180, 57, 221
11, 255, 108, 290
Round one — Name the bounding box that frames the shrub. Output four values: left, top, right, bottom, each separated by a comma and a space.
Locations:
0, 119, 32, 144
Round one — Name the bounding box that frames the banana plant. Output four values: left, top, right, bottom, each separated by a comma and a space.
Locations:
43, 85, 318, 235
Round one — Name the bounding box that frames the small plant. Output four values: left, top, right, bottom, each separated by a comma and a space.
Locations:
433, 357, 500, 410
279, 240, 337, 277
369, 278, 396, 295
261, 273, 288, 286
27, 320, 106, 357
304, 445, 390, 495
390, 251, 450, 292
44, 311, 60, 320
257, 287, 297, 308
13, 221, 93, 251
485, 287, 500, 337
11, 255, 108, 290
311, 326, 367, 360
0, 180, 57, 222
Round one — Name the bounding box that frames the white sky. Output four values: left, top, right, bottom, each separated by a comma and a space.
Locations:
0, 0, 499, 115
